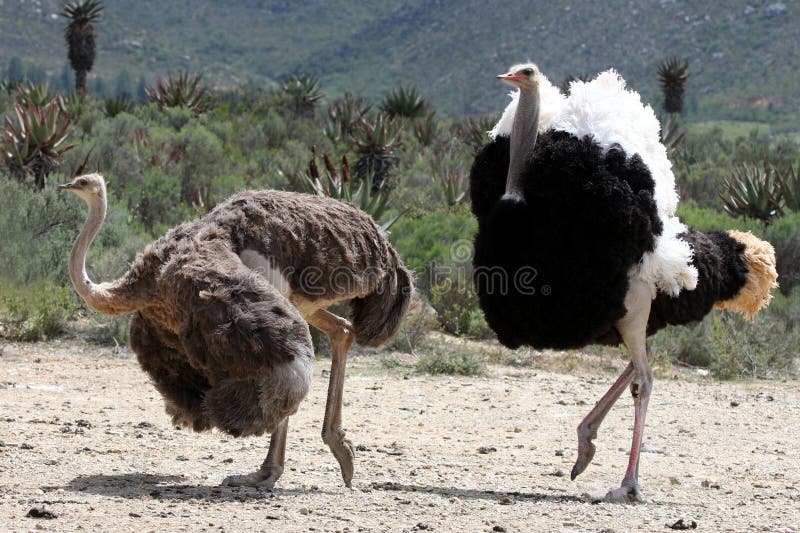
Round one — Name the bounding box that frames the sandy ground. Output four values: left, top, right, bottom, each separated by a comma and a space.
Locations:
0, 339, 798, 533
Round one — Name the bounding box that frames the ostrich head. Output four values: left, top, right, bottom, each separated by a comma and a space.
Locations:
59, 173, 106, 205
497, 63, 540, 91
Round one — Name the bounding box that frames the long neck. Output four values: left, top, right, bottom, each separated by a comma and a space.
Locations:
69, 196, 142, 315
504, 85, 540, 201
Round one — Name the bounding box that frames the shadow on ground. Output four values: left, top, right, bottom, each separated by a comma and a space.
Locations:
64, 474, 591, 505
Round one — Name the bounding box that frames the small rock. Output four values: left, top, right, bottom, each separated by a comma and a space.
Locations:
477, 446, 497, 454
554, 449, 564, 456
492, 526, 506, 532
701, 480, 720, 489
299, 507, 311, 515
544, 469, 565, 477
176, 455, 189, 461
667, 518, 698, 530
669, 477, 681, 485
498, 496, 514, 505
26, 508, 57, 519
136, 421, 153, 428
730, 401, 740, 407
129, 513, 141, 518
415, 523, 430, 531
222, 458, 234, 463
21, 443, 34, 450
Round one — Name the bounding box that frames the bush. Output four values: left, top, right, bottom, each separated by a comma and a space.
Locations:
415, 347, 486, 376
429, 278, 492, 339
0, 279, 78, 341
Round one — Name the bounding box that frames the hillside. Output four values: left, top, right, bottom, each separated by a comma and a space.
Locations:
1, 0, 798, 125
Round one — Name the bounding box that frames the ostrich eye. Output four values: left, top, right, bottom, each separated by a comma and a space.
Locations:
521, 68, 534, 76
77, 179, 87, 187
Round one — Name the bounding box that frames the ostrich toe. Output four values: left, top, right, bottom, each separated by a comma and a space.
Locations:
604, 482, 644, 503
570, 436, 597, 480
222, 465, 284, 489
324, 428, 355, 487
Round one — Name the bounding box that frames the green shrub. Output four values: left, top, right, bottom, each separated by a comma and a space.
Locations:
415, 347, 486, 376
429, 278, 492, 339
0, 278, 78, 341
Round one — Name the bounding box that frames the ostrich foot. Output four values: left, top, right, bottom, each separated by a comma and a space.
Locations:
323, 428, 355, 488
604, 482, 644, 503
570, 435, 596, 480
221, 465, 284, 490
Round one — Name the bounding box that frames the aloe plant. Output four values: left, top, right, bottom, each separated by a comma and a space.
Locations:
380, 86, 428, 119
12, 82, 56, 108
104, 94, 134, 117
412, 110, 438, 147
1, 99, 74, 190
324, 92, 371, 143
349, 112, 403, 188
430, 144, 467, 207
455, 114, 498, 153
658, 57, 689, 114
146, 71, 209, 114
775, 161, 800, 212
62, 1, 104, 94
660, 113, 686, 153
301, 147, 401, 230
281, 74, 324, 118
720, 162, 781, 224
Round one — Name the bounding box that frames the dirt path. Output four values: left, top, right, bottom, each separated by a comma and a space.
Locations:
1, 339, 798, 532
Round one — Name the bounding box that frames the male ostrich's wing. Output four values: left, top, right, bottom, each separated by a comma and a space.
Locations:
173, 249, 313, 381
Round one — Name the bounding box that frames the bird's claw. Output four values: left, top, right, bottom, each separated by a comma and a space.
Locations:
325, 428, 355, 487
604, 483, 644, 503
221, 465, 284, 490
570, 440, 596, 480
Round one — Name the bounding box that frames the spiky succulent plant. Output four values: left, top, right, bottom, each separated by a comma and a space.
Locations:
61, 1, 104, 94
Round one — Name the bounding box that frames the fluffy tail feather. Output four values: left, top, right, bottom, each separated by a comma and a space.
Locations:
648, 229, 778, 334
713, 230, 778, 320
350, 253, 414, 347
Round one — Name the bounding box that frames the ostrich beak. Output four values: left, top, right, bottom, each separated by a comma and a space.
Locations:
58, 182, 77, 190
497, 72, 524, 82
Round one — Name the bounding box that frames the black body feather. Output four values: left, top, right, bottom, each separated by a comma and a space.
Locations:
470, 133, 751, 349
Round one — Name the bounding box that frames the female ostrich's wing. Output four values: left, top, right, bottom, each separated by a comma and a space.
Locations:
169, 245, 313, 382
470, 132, 661, 350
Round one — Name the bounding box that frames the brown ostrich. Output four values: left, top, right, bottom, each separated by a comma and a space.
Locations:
60, 173, 412, 489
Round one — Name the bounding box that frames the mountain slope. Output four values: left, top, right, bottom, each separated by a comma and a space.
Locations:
1, 0, 798, 124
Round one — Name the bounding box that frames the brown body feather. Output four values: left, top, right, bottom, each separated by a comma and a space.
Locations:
94, 190, 411, 437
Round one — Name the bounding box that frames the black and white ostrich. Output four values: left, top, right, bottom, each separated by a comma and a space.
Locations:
470, 63, 778, 502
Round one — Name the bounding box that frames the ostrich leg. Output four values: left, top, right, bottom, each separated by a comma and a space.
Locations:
222, 417, 289, 489
571, 361, 635, 480
307, 309, 356, 487
605, 278, 654, 503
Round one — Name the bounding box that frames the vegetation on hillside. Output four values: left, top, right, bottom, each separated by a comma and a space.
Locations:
1, 3, 798, 379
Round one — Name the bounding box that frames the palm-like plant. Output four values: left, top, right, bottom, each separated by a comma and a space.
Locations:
412, 110, 438, 147
660, 113, 686, 154
301, 147, 400, 229
146, 71, 209, 114
324, 92, 371, 143
61, 1, 103, 95
380, 86, 428, 119
454, 114, 498, 153
281, 75, 324, 118
720, 162, 781, 224
349, 112, 404, 189
2, 99, 74, 190
103, 94, 134, 117
12, 82, 56, 108
775, 161, 800, 212
657, 57, 689, 114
